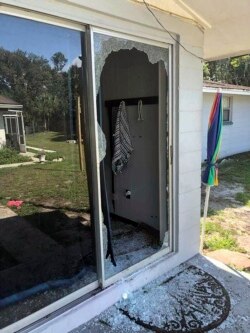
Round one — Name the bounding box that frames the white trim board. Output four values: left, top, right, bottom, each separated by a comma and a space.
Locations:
203, 87, 250, 96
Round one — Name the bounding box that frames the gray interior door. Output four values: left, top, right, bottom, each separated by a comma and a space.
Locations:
112, 104, 159, 230
99, 42, 169, 243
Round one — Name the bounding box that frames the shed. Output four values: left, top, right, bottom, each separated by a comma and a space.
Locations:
0, 95, 26, 152
202, 81, 250, 160
0, 1, 249, 332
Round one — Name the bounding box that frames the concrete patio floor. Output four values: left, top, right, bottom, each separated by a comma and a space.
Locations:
71, 254, 250, 333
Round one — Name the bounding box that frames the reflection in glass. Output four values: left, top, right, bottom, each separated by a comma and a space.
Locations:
0, 15, 96, 328
94, 33, 169, 279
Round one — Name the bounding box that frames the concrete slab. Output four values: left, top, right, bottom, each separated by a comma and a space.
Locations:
207, 249, 250, 272
26, 146, 56, 153
0, 205, 17, 218
0, 161, 37, 169
71, 255, 250, 333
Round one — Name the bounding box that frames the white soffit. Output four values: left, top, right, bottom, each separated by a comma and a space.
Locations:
203, 87, 250, 96
184, 0, 250, 60
132, 0, 211, 28
133, 0, 250, 60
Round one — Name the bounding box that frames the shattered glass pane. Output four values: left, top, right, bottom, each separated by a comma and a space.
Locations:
94, 33, 169, 93
94, 31, 169, 278
94, 33, 169, 161
97, 122, 106, 162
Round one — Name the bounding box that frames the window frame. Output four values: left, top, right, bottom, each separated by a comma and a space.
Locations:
222, 95, 233, 125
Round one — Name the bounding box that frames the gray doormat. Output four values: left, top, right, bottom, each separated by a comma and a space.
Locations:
117, 265, 230, 332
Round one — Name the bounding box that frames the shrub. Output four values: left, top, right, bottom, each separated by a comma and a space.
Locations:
35, 151, 64, 161
0, 147, 31, 165
45, 152, 64, 161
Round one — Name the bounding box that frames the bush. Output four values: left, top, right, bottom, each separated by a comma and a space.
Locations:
45, 152, 64, 161
35, 151, 64, 161
0, 147, 31, 165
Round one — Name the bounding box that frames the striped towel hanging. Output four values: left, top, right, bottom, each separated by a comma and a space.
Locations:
112, 101, 133, 174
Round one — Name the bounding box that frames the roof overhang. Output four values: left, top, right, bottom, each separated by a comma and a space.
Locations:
0, 104, 23, 109
203, 87, 250, 96
132, 0, 250, 60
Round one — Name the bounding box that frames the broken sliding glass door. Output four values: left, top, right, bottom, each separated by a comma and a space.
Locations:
0, 14, 172, 331
92, 30, 171, 281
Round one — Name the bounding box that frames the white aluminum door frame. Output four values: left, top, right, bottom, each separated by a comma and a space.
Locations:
90, 26, 174, 288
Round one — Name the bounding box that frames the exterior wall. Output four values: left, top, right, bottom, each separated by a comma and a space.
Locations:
0, 129, 6, 147
202, 93, 250, 160
0, 112, 6, 147
1, 1, 204, 332
178, 48, 203, 256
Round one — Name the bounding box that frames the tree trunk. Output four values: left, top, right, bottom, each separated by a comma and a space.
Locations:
32, 119, 35, 135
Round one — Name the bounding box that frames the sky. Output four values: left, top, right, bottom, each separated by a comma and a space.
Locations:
0, 14, 82, 70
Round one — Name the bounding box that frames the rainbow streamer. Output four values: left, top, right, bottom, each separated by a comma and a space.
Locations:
202, 92, 223, 186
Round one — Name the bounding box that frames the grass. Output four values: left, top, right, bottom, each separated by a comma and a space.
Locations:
235, 192, 250, 206
203, 222, 246, 253
0, 147, 31, 165
35, 151, 64, 161
0, 131, 89, 216
204, 221, 223, 234
27, 147, 64, 161
205, 234, 239, 252
220, 152, 250, 207
202, 152, 250, 253
44, 152, 64, 161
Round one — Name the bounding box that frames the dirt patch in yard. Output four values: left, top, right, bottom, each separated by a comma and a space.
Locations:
204, 182, 244, 210
207, 249, 250, 271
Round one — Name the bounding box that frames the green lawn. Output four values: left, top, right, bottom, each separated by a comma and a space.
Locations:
203, 152, 250, 254
204, 221, 246, 253
0, 132, 89, 216
220, 152, 250, 207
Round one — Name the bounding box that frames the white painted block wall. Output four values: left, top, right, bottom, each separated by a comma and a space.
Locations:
0, 114, 6, 147
0, 129, 6, 147
202, 93, 250, 160
178, 42, 203, 256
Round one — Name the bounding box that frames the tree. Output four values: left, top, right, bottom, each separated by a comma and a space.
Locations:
51, 52, 68, 72
229, 55, 250, 85
203, 55, 250, 86
0, 48, 70, 132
